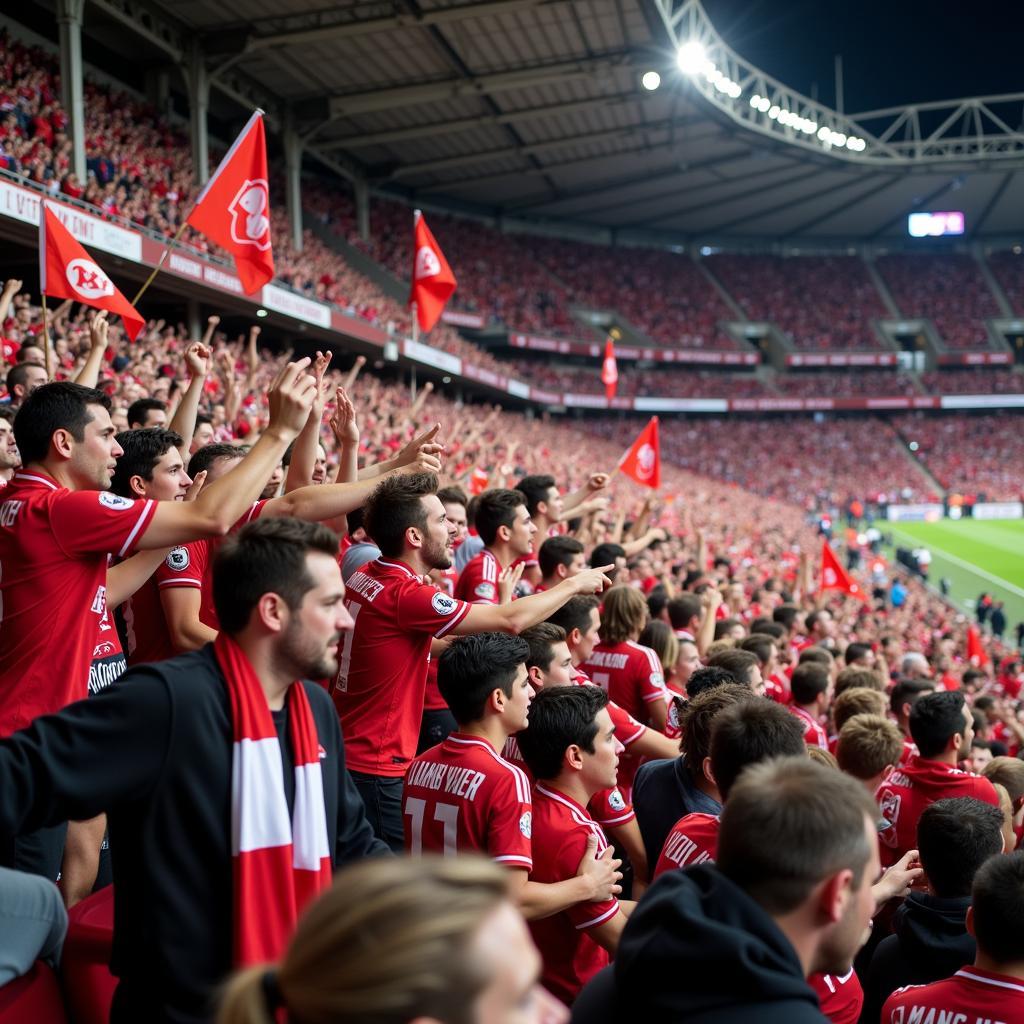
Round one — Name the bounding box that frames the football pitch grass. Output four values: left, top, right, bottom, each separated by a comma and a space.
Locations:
885, 518, 1024, 631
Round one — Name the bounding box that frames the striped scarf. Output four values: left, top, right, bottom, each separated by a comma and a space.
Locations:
215, 633, 332, 966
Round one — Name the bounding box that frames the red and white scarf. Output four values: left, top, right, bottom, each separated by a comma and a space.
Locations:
215, 633, 332, 966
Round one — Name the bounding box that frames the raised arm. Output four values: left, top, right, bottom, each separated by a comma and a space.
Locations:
137, 360, 316, 548
168, 342, 212, 463
562, 472, 610, 517
73, 311, 109, 389
0, 278, 21, 327
328, 387, 360, 485
341, 353, 366, 392
284, 350, 332, 492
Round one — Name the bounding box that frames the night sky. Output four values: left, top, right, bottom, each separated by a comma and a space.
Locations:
700, 0, 1024, 113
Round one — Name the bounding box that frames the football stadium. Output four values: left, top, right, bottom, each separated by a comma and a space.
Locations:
1, 1, 1023, 1022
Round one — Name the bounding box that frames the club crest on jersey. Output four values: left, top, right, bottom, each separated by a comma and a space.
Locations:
66, 258, 114, 301
878, 790, 901, 847
608, 789, 626, 811
519, 811, 532, 838
99, 492, 133, 511
165, 547, 190, 571
431, 591, 459, 616
228, 179, 271, 250
415, 245, 441, 280
635, 443, 656, 481
474, 582, 496, 600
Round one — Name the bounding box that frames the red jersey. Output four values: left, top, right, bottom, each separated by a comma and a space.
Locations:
0, 472, 156, 734
528, 783, 620, 1005
198, 501, 266, 630
789, 705, 829, 750
876, 755, 1000, 865
652, 812, 719, 879
403, 733, 532, 868
582, 640, 667, 721
899, 736, 919, 766
90, 579, 126, 696
882, 967, 1024, 1024
123, 540, 207, 665
335, 558, 471, 777
454, 548, 501, 605
810, 970, 863, 1024
765, 670, 791, 704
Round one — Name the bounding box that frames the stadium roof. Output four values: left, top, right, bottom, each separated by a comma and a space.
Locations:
90, 0, 1024, 243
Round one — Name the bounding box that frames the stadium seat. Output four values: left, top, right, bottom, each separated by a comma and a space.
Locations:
60, 886, 116, 1024
0, 960, 68, 1024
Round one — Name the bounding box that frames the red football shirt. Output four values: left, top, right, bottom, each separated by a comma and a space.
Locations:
882, 967, 1024, 1024
876, 755, 1000, 865
652, 812, 720, 879
0, 472, 156, 734
335, 558, 471, 776
197, 500, 266, 630
123, 540, 207, 665
811, 970, 863, 1024
789, 705, 829, 750
403, 733, 532, 868
582, 640, 667, 721
454, 548, 501, 605
528, 783, 620, 1005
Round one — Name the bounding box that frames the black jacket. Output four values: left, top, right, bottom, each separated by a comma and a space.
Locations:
574, 866, 827, 1023
860, 892, 974, 1024
0, 646, 388, 1023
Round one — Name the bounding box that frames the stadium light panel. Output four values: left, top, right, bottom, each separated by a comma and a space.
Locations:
641, 70, 661, 91
676, 41, 707, 74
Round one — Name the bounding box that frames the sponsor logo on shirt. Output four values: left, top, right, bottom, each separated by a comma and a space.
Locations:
474, 582, 496, 600
432, 591, 460, 615
519, 811, 532, 838
608, 789, 626, 811
166, 546, 190, 571
99, 492, 133, 510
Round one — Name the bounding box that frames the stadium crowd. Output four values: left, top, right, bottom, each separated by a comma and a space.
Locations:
3, 22, 1024, 1024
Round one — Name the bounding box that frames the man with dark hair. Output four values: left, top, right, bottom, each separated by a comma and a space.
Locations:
518, 686, 635, 1005
804, 608, 837, 650
653, 698, 805, 877
877, 691, 1000, 866
126, 397, 168, 430
0, 367, 318, 878
843, 641, 875, 669
707, 647, 765, 697
338, 472, 612, 850
577, 759, 882, 1022
890, 677, 937, 765
538, 535, 586, 592
632, 684, 750, 869
405, 631, 620, 922
863, 797, 1005, 1022
4, 362, 47, 409
0, 406, 19, 485
454, 488, 535, 605
590, 542, 627, 586
190, 413, 215, 454
0, 517, 387, 1022
882, 851, 1024, 1023
789, 661, 833, 750
667, 593, 702, 642
685, 665, 740, 699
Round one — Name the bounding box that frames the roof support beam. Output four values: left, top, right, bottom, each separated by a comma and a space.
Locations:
320, 93, 644, 150
780, 175, 901, 237
237, 0, 546, 52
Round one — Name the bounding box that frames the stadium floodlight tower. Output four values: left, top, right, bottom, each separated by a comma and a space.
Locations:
654, 0, 1024, 168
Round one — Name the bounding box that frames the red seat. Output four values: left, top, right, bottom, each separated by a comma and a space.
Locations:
0, 960, 69, 1023
61, 886, 116, 1024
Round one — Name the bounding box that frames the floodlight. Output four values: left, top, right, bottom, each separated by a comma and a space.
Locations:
641, 71, 661, 91
677, 41, 707, 74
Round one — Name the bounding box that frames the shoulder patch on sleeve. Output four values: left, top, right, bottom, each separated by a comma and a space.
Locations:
165, 546, 190, 571
99, 492, 133, 510
432, 591, 459, 616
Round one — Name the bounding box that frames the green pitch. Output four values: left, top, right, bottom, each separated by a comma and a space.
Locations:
885, 518, 1024, 631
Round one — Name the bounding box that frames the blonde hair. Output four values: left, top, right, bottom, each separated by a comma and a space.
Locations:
836, 714, 903, 781
218, 857, 509, 1024
598, 586, 648, 645
835, 666, 885, 697
832, 687, 888, 733
806, 746, 839, 771
983, 756, 1024, 803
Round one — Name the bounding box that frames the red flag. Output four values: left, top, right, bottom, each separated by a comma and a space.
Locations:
468, 467, 490, 495
601, 336, 618, 401
408, 210, 456, 332
619, 417, 660, 489
185, 111, 273, 295
38, 202, 145, 341
820, 541, 868, 601
967, 626, 989, 667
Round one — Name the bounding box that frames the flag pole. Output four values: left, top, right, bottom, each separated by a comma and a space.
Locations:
130, 219, 190, 306
41, 293, 53, 379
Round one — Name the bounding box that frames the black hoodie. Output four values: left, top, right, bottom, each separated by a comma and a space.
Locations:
859, 892, 974, 1024
574, 865, 827, 1023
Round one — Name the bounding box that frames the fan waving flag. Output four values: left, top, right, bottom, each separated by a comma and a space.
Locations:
185, 110, 273, 295
967, 626, 989, 667
409, 210, 456, 333
601, 336, 618, 401
619, 416, 660, 489
39, 201, 145, 340
820, 541, 868, 601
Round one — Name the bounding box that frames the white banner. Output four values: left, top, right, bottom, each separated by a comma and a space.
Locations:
260, 283, 331, 327
0, 180, 141, 261
973, 502, 1024, 521
887, 503, 945, 522
402, 339, 462, 375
